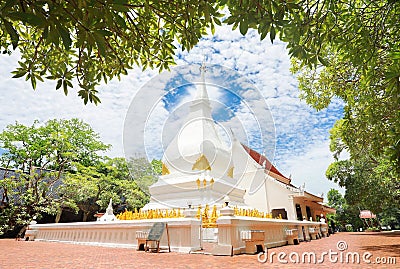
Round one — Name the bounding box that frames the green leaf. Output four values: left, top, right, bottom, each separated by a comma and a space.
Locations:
93, 31, 107, 56
239, 19, 248, 35
223, 16, 236, 25
36, 74, 44, 82
42, 26, 49, 39
92, 94, 101, 105
1, 0, 18, 10
63, 80, 68, 95
111, 3, 130, 12
63, 84, 68, 96
260, 30, 268, 40
114, 14, 127, 29
57, 24, 72, 50
3, 19, 19, 49
7, 12, 45, 26
12, 70, 26, 78
56, 79, 62, 90
318, 55, 329, 66
31, 75, 36, 89
47, 24, 60, 46
270, 25, 276, 43
78, 90, 89, 105
259, 22, 270, 41
97, 30, 113, 37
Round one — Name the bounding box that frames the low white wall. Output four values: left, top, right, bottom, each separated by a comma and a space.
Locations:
28, 216, 328, 255
216, 216, 328, 255
28, 218, 202, 253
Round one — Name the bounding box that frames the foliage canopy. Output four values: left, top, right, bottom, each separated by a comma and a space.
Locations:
289, 1, 400, 215
0, 0, 224, 104
2, 1, 397, 105
59, 157, 151, 222
0, 118, 160, 233
0, 119, 109, 233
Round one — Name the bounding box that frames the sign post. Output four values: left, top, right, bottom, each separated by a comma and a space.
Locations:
145, 222, 171, 253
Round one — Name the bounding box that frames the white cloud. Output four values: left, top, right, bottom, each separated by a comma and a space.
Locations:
280, 140, 345, 196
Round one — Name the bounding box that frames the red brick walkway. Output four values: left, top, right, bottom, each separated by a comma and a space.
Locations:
0, 231, 398, 269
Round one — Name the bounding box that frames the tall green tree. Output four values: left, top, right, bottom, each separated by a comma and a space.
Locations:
326, 189, 345, 210
0, 119, 109, 234
288, 1, 400, 213
125, 157, 159, 195
59, 157, 149, 222
326, 156, 398, 214
326, 189, 364, 231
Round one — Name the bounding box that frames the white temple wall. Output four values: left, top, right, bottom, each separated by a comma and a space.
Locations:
265, 179, 296, 219
242, 181, 268, 212
215, 215, 329, 255
28, 218, 202, 253
27, 215, 329, 256
231, 138, 296, 216
237, 171, 296, 220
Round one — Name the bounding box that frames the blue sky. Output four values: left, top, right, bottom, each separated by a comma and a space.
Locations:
0, 24, 344, 198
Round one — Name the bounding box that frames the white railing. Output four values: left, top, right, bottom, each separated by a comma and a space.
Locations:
135, 231, 149, 239
29, 219, 201, 253
215, 216, 329, 255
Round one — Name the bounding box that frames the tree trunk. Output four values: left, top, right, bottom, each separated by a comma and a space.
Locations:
83, 212, 89, 222
55, 207, 63, 223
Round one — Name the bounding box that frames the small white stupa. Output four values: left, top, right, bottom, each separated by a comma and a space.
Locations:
99, 198, 117, 222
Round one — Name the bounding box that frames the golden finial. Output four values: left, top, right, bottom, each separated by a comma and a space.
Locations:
162, 162, 170, 175
202, 204, 210, 227
196, 205, 202, 219
192, 154, 211, 171
227, 167, 234, 178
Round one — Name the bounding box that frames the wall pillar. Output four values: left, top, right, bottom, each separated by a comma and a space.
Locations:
287, 195, 297, 220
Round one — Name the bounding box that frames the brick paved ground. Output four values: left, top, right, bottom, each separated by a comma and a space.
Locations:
0, 231, 398, 269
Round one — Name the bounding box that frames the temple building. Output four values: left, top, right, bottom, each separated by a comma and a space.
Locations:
144, 63, 334, 221
27, 63, 335, 254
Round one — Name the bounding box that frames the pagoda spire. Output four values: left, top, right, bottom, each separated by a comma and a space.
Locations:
196, 60, 210, 101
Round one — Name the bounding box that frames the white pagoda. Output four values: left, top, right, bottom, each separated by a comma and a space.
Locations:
144, 63, 334, 221
144, 63, 246, 209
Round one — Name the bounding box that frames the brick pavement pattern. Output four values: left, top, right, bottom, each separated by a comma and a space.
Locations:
0, 231, 398, 269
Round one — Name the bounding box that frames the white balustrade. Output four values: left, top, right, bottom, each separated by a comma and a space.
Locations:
213, 216, 329, 255
29, 218, 201, 253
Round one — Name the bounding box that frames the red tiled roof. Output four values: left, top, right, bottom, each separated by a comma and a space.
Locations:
241, 144, 291, 185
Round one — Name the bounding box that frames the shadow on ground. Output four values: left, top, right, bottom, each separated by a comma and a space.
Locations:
349, 231, 400, 237
349, 231, 400, 257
